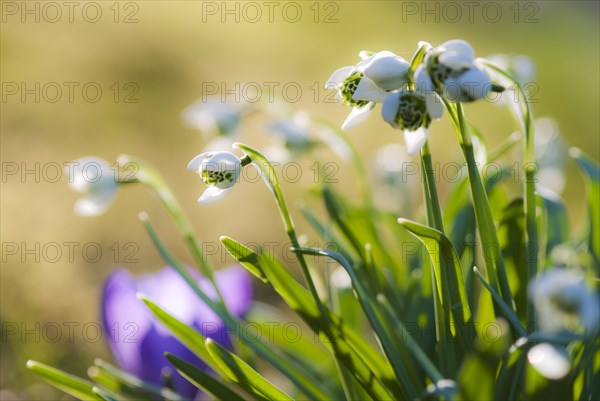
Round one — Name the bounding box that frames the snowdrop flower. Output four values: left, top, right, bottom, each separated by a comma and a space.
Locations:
182, 96, 250, 138
381, 89, 443, 155
326, 51, 410, 130
486, 54, 536, 108
486, 53, 535, 87
187, 151, 243, 204
66, 156, 118, 216
265, 111, 316, 162
415, 39, 493, 102
265, 111, 352, 163
529, 268, 599, 335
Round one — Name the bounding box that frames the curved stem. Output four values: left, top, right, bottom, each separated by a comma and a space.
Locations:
447, 104, 515, 312
117, 155, 226, 307
233, 143, 329, 321
420, 141, 445, 233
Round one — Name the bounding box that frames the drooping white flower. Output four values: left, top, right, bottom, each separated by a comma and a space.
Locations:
485, 53, 536, 108
529, 268, 599, 335
265, 110, 352, 163
187, 151, 242, 204
66, 156, 118, 216
486, 53, 536, 88
182, 96, 250, 138
381, 89, 444, 155
415, 39, 493, 102
326, 51, 410, 130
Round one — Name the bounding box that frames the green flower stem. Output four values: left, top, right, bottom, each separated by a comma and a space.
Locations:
473, 267, 526, 338
420, 141, 445, 232
480, 60, 538, 330
449, 104, 515, 312
233, 143, 328, 321
408, 42, 431, 81
117, 155, 225, 307
419, 141, 454, 375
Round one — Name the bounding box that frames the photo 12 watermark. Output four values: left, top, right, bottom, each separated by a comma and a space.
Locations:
1, 1, 140, 24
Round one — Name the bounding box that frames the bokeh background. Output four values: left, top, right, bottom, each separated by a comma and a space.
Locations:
1, 1, 599, 399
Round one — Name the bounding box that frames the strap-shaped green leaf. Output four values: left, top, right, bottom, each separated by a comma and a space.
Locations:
27, 360, 104, 401
89, 359, 184, 401
137, 296, 221, 374
571, 148, 600, 269
165, 353, 246, 401
205, 339, 293, 401
398, 219, 473, 348
221, 236, 401, 400
141, 214, 334, 401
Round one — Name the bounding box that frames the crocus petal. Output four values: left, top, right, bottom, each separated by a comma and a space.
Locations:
198, 186, 232, 204
404, 127, 429, 156
74, 195, 113, 217
325, 66, 353, 89
381, 92, 401, 129
414, 65, 434, 93
353, 76, 389, 103
438, 39, 475, 69
363, 55, 410, 90
187, 152, 211, 172
210, 266, 253, 317
341, 104, 374, 131
102, 269, 153, 378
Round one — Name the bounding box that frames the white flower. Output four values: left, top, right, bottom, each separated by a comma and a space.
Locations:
486, 54, 536, 108
416, 39, 492, 102
529, 268, 599, 335
381, 89, 443, 155
187, 151, 242, 204
265, 111, 352, 163
66, 157, 118, 216
326, 51, 410, 131
182, 96, 249, 137
486, 53, 536, 87
267, 111, 315, 151
527, 343, 571, 380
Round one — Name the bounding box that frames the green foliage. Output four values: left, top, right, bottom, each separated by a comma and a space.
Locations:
28, 47, 599, 401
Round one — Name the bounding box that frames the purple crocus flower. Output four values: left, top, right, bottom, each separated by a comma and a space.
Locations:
101, 265, 252, 399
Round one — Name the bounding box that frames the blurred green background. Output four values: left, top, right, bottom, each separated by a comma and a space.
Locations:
1, 1, 598, 399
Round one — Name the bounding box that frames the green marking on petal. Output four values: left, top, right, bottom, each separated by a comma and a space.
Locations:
341, 72, 369, 108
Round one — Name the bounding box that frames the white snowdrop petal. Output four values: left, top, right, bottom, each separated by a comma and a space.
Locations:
341, 104, 374, 131
198, 186, 232, 204
381, 92, 401, 128
364, 55, 410, 90
404, 127, 429, 156
414, 65, 434, 93
425, 93, 444, 119
438, 39, 475, 69
326, 66, 353, 89
527, 343, 571, 380
353, 76, 389, 103
187, 153, 211, 172
74, 196, 111, 217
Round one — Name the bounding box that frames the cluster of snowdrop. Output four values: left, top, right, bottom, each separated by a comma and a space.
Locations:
325, 39, 500, 155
